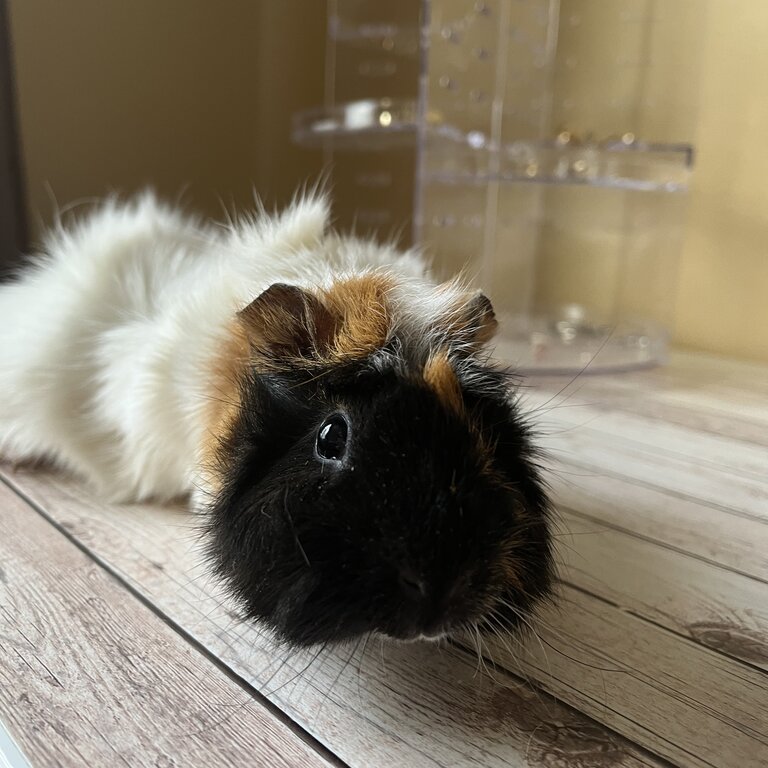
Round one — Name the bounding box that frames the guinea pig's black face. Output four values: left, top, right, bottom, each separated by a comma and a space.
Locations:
205, 353, 553, 649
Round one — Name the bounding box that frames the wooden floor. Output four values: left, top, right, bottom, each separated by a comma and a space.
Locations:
1, 350, 766, 767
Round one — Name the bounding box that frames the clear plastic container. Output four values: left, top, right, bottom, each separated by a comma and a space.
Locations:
293, 0, 704, 372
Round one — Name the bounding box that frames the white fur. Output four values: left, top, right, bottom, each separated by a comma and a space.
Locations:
0, 193, 463, 503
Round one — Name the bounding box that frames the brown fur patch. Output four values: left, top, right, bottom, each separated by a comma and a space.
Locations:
321, 274, 393, 360
200, 321, 250, 492
423, 353, 463, 414
236, 276, 393, 371
237, 283, 337, 368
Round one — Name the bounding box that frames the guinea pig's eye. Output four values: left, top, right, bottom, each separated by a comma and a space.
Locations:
315, 414, 349, 462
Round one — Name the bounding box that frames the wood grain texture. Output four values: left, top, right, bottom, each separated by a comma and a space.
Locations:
523, 388, 768, 481
517, 392, 768, 581
525, 351, 768, 447
557, 512, 768, 670
0, 470, 667, 768
549, 473, 767, 581
0, 481, 336, 768
541, 428, 768, 524
2, 350, 767, 768
488, 586, 768, 768
521, 391, 768, 524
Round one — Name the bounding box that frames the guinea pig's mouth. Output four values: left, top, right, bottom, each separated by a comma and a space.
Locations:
382, 625, 451, 644
376, 610, 465, 643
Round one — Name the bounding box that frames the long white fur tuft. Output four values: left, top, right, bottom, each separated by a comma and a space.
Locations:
0, 192, 454, 502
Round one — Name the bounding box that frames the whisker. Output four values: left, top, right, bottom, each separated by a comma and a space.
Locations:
263, 641, 328, 699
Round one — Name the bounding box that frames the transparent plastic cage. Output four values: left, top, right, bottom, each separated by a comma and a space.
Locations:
293, 0, 703, 372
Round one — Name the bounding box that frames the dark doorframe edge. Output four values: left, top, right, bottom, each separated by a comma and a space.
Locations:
0, 0, 28, 278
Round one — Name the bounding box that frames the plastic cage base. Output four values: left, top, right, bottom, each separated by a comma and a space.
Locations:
494, 312, 669, 375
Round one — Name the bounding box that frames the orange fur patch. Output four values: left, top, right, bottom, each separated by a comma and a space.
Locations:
321, 274, 393, 360
423, 353, 463, 414
200, 321, 250, 491
236, 276, 393, 370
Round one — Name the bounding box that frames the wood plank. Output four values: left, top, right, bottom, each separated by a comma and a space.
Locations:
547, 471, 767, 581
0, 468, 668, 768
504, 356, 768, 765
528, 350, 768, 402
483, 586, 768, 768
517, 388, 768, 581
669, 349, 768, 388
4, 351, 767, 768
535, 419, 768, 525
521, 390, 768, 482
596, 365, 768, 410
9, 467, 768, 767
548, 391, 768, 448
0, 480, 337, 768
556, 512, 768, 670
524, 352, 768, 447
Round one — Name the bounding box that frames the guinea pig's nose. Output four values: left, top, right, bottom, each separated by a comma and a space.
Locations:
398, 568, 428, 600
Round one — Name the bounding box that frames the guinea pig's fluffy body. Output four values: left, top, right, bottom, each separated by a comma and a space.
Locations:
0, 192, 553, 647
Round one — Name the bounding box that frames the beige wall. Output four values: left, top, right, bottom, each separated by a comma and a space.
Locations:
674, 2, 768, 362
9, 0, 325, 231
9, 1, 768, 362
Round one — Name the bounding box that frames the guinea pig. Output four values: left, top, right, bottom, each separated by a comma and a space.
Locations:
0, 192, 553, 648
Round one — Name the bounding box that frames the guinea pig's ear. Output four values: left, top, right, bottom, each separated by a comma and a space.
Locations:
444, 290, 498, 351
237, 283, 337, 363
466, 291, 498, 344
